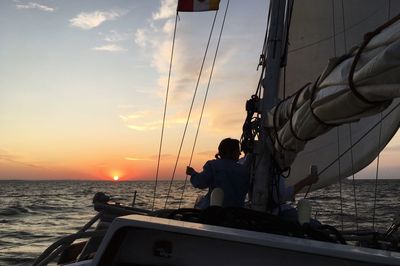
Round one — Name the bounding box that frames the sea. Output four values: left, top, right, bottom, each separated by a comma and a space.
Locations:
1, 179, 400, 265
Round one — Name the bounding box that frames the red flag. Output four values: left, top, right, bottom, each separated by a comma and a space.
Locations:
177, 0, 220, 12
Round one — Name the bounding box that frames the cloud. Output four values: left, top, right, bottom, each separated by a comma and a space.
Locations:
119, 113, 144, 121
93, 44, 126, 52
152, 0, 176, 20
149, 154, 176, 160
120, 110, 192, 131
70, 10, 125, 30
125, 157, 151, 161
16, 2, 55, 12
134, 28, 149, 48
130, 0, 247, 139
99, 30, 132, 42
117, 104, 136, 109
0, 149, 44, 169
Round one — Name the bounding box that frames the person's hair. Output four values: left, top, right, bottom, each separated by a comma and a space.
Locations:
215, 138, 240, 160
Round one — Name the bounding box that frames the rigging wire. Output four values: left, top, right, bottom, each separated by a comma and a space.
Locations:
255, 4, 271, 98
336, 127, 344, 231
164, 10, 219, 209
152, 13, 179, 211
332, 0, 344, 231
374, 0, 393, 231
348, 125, 359, 232
280, 0, 294, 100
178, 0, 231, 208
372, 113, 383, 231
341, 0, 359, 232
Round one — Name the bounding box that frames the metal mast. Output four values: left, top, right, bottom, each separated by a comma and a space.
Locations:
250, 0, 289, 211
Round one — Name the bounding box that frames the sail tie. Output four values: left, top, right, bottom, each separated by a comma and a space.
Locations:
348, 13, 400, 105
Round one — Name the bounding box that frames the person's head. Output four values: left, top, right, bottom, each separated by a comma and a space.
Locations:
215, 138, 241, 161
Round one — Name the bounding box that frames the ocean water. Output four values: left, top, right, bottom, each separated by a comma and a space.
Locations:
1, 179, 399, 265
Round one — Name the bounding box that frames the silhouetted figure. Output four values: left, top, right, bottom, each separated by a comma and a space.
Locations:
186, 138, 249, 209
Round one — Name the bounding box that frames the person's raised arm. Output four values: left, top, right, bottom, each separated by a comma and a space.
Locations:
293, 173, 319, 195
187, 162, 213, 189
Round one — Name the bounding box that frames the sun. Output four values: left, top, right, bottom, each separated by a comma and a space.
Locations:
113, 175, 119, 181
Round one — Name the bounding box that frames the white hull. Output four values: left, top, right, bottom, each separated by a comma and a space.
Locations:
86, 215, 400, 265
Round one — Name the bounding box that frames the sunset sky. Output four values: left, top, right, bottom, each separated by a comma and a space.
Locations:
1, 0, 399, 181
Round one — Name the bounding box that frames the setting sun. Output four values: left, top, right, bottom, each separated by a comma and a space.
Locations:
113, 176, 119, 181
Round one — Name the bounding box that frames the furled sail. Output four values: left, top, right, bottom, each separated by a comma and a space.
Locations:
267, 0, 400, 190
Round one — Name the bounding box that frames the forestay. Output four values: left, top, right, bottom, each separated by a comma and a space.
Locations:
266, 0, 400, 190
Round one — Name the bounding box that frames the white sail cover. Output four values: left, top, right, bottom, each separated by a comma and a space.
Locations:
268, 0, 400, 190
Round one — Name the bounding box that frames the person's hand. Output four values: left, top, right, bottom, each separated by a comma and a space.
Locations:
306, 173, 319, 185
186, 166, 196, 175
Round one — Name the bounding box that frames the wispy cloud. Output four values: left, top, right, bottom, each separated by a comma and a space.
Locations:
117, 104, 136, 109
93, 44, 126, 52
149, 154, 176, 160
99, 30, 132, 43
130, 0, 247, 139
70, 10, 126, 30
0, 149, 44, 169
134, 28, 149, 48
120, 110, 191, 131
133, 1, 198, 104
119, 113, 145, 121
16, 2, 55, 12
152, 0, 176, 20
125, 157, 151, 161
127, 123, 160, 131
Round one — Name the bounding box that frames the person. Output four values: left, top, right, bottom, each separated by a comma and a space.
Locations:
186, 138, 250, 209
269, 170, 319, 224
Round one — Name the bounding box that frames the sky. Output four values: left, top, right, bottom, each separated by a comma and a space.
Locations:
0, 0, 399, 181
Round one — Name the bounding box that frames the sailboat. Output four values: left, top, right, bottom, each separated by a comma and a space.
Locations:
34, 0, 400, 265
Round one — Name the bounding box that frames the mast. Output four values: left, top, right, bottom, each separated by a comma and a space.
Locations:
250, 0, 289, 211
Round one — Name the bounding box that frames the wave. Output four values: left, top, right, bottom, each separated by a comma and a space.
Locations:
0, 205, 30, 216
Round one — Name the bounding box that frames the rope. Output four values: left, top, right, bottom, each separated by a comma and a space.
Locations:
341, 0, 347, 52
33, 212, 102, 266
255, 5, 271, 97
152, 13, 179, 211
341, 0, 359, 232
164, 10, 219, 209
349, 124, 359, 232
331, 0, 337, 58
374, 0, 392, 231
337, 127, 344, 231
281, 0, 294, 99
35, 230, 106, 266
372, 113, 383, 230
347, 14, 400, 105
178, 0, 231, 208
331, 0, 344, 231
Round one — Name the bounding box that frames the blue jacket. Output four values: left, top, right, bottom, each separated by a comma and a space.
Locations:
190, 159, 249, 209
